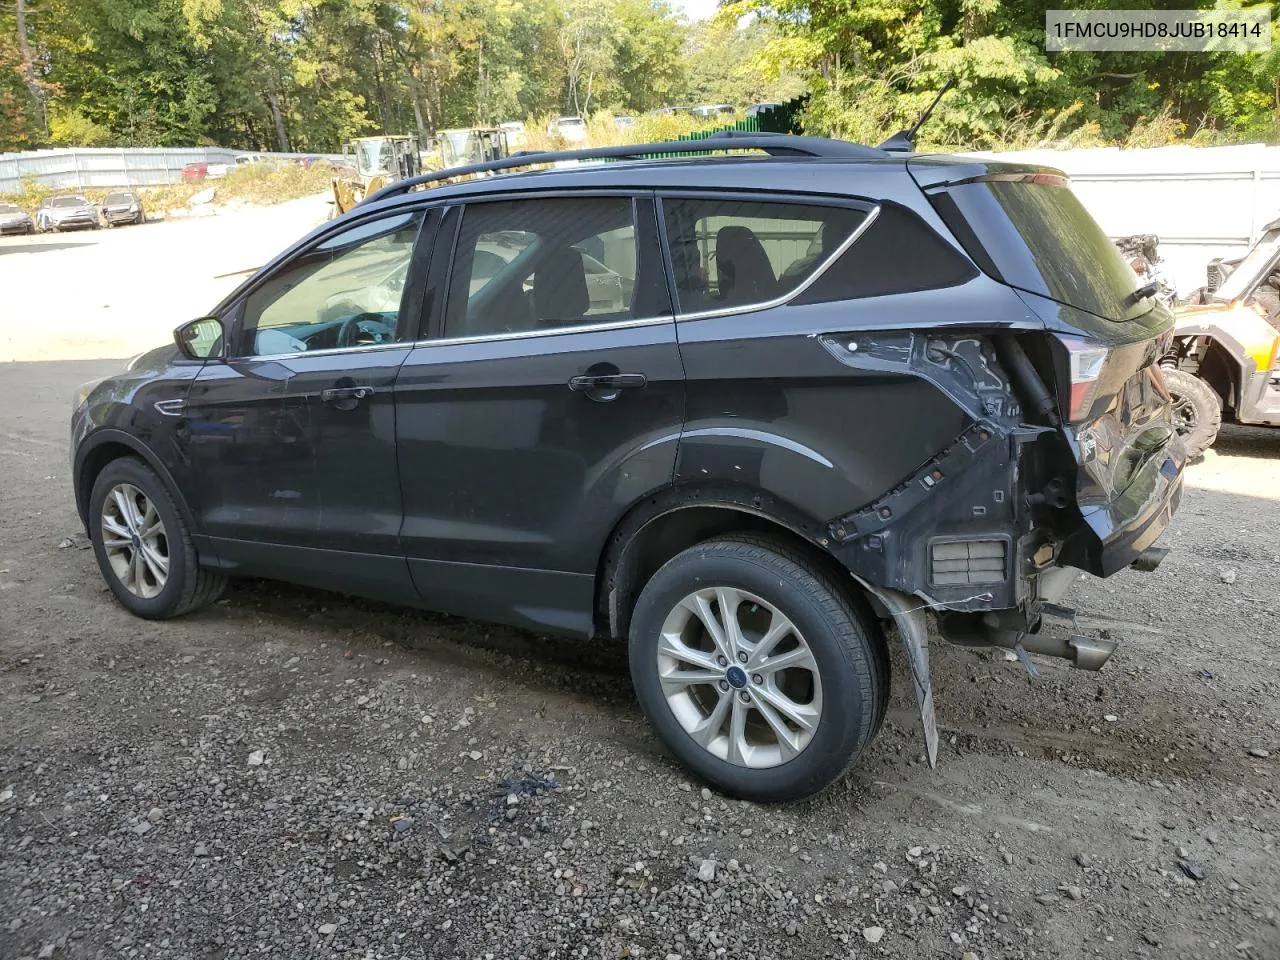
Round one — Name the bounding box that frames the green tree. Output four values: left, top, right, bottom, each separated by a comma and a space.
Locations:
561, 0, 619, 114
612, 0, 686, 112
685, 17, 804, 108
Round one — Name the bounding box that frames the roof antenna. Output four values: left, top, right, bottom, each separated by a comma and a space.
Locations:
877, 78, 956, 153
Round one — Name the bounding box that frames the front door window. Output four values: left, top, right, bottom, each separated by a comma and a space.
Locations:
239, 211, 425, 356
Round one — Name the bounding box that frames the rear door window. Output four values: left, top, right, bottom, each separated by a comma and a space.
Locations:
659, 196, 867, 314
443, 196, 667, 338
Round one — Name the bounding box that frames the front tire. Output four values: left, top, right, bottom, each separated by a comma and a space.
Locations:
1163, 367, 1221, 458
629, 535, 888, 802
89, 458, 226, 619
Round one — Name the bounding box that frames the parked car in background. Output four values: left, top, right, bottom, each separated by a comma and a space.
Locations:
0, 202, 34, 235
70, 134, 1185, 802
613, 115, 635, 130
36, 195, 99, 232
101, 190, 145, 227
182, 162, 208, 182
690, 104, 736, 120
548, 116, 588, 143
745, 102, 783, 118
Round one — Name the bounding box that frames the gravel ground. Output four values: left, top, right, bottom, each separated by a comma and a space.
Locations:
0, 195, 330, 363
1, 211, 1279, 958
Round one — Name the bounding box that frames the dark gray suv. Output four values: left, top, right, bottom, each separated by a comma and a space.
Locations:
70, 135, 1184, 801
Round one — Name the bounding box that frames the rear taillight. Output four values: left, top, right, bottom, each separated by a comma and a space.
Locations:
1058, 335, 1111, 422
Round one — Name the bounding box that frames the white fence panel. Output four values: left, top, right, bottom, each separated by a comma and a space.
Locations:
967, 143, 1280, 294
0, 147, 342, 194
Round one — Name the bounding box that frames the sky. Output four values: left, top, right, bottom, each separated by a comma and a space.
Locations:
672, 0, 721, 22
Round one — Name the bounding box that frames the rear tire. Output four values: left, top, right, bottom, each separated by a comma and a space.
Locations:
628, 534, 887, 802
89, 458, 227, 619
1163, 367, 1222, 458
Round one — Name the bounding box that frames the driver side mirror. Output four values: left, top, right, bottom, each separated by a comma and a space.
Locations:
175, 316, 226, 361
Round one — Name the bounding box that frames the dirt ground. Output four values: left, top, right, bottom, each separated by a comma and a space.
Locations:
1, 206, 1279, 959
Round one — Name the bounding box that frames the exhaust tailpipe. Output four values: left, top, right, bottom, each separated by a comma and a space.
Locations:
991, 631, 1118, 671
1130, 546, 1169, 573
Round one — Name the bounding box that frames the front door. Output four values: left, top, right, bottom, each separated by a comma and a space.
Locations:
394, 194, 684, 635
183, 208, 432, 603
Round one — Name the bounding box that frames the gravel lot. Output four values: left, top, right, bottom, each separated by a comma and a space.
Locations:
0, 196, 330, 364
1, 204, 1279, 959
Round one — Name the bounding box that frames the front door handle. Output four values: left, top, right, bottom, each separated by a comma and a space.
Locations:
567, 372, 647, 399
321, 383, 373, 411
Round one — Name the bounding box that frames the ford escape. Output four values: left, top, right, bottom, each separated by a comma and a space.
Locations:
71, 134, 1184, 801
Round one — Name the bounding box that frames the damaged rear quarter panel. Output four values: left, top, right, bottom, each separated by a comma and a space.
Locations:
673, 279, 1048, 602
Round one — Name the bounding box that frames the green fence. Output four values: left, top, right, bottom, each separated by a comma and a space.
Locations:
625, 96, 808, 160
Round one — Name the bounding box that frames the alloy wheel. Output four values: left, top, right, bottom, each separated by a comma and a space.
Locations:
657, 586, 823, 768
100, 483, 169, 599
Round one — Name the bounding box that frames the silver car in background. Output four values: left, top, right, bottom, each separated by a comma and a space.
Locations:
101, 190, 145, 227
0, 202, 34, 235
36, 195, 100, 232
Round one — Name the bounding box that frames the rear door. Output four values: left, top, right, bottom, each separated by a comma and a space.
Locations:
393, 194, 682, 636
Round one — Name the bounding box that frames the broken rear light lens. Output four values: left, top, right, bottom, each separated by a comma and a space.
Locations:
1058, 335, 1111, 422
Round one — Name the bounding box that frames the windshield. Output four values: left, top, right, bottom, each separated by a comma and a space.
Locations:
931, 175, 1147, 321
355, 140, 393, 177
104, 193, 133, 205
0, 204, 19, 214
51, 196, 88, 208
1213, 229, 1280, 303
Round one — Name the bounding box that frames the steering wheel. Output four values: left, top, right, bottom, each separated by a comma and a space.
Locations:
336, 312, 396, 348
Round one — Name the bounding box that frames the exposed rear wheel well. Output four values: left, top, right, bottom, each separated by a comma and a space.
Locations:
597, 502, 865, 641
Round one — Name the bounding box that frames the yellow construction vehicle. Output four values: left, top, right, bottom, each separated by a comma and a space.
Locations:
421, 128, 511, 173
331, 134, 422, 216
1162, 217, 1280, 455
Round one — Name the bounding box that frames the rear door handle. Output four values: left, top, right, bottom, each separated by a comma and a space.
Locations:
567, 373, 647, 392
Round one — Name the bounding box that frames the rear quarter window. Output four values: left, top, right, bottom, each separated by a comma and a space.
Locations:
791, 204, 978, 304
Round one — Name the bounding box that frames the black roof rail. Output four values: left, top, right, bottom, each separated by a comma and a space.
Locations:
361, 132, 887, 207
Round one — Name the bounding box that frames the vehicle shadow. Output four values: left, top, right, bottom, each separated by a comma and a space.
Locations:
0, 239, 98, 254
1212, 422, 1280, 459
223, 576, 633, 682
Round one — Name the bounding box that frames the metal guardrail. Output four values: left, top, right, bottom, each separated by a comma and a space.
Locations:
0, 147, 344, 194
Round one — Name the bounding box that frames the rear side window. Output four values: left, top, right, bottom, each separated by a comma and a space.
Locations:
929, 176, 1144, 322
444, 197, 658, 338
661, 197, 867, 314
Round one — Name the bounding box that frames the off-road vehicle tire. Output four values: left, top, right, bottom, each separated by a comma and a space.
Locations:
629, 534, 888, 802
1163, 367, 1221, 458
89, 457, 227, 619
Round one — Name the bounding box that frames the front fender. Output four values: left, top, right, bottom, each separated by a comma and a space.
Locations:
73, 428, 200, 536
